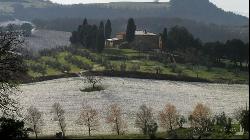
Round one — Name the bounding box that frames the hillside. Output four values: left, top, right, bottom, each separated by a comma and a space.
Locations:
0, 0, 248, 26
33, 17, 249, 43
25, 29, 71, 52
0, 0, 54, 14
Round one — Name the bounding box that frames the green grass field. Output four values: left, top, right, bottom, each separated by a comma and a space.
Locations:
26, 48, 249, 84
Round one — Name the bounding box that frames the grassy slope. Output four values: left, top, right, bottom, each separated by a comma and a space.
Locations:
26, 48, 249, 84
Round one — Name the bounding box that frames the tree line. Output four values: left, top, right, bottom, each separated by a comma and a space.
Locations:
70, 18, 112, 53
3, 102, 248, 139
70, 18, 138, 51
160, 26, 249, 70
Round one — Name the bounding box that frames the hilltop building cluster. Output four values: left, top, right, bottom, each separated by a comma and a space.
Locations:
106, 30, 163, 51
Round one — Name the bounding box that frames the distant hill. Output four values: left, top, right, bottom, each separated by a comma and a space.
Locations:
0, 0, 248, 43
33, 17, 249, 43
0, 0, 248, 26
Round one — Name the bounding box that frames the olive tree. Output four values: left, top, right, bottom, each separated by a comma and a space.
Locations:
80, 71, 103, 91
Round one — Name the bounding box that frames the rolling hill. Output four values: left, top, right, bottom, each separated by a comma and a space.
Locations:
0, 0, 248, 26
0, 0, 249, 43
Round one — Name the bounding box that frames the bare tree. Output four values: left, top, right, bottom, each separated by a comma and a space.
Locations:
76, 104, 99, 136
158, 104, 179, 131
106, 104, 127, 135
80, 71, 103, 89
51, 103, 66, 138
25, 106, 43, 139
135, 104, 155, 135
189, 103, 212, 137
0, 27, 27, 116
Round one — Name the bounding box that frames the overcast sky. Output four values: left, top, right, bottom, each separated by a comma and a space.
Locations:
49, 0, 249, 17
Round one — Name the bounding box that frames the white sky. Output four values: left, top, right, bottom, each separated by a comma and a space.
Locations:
49, 0, 249, 17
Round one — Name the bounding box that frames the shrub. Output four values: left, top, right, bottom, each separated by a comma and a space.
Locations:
0, 117, 29, 139
148, 122, 158, 139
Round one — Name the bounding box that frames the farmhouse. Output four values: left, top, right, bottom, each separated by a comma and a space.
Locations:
105, 38, 123, 48
133, 30, 161, 50
106, 30, 163, 50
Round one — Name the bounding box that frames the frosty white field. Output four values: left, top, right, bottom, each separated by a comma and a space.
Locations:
19, 77, 249, 136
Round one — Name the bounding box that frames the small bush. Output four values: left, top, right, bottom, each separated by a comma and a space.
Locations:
0, 117, 29, 139
80, 85, 105, 92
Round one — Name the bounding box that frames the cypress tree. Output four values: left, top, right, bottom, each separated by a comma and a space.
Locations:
162, 28, 168, 51
79, 18, 89, 47
96, 21, 105, 53
83, 18, 88, 26
105, 19, 112, 39
126, 18, 136, 43
87, 25, 98, 50
70, 31, 79, 44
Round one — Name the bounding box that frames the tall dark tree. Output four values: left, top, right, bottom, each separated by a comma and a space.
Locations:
87, 25, 98, 50
70, 31, 80, 44
83, 18, 88, 26
203, 41, 225, 63
105, 19, 112, 39
126, 18, 136, 43
161, 28, 168, 51
0, 28, 27, 116
245, 43, 249, 69
168, 26, 195, 52
79, 18, 90, 47
96, 22, 105, 53
226, 39, 245, 68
